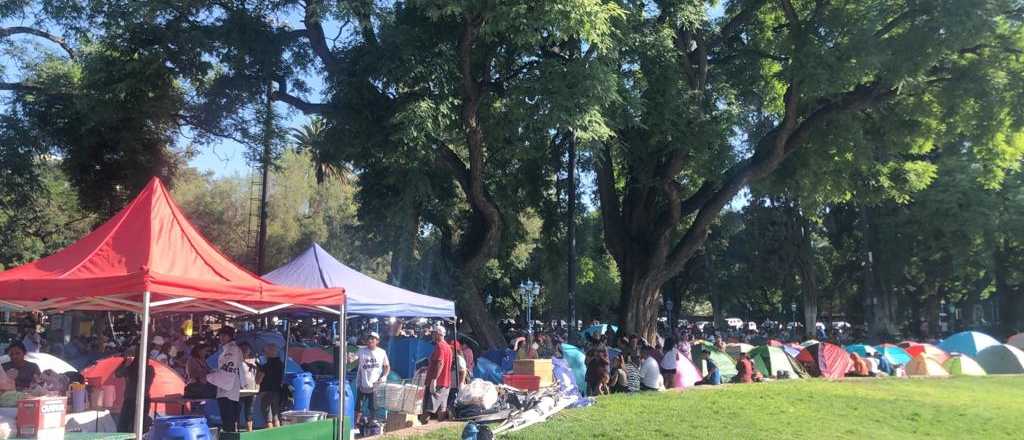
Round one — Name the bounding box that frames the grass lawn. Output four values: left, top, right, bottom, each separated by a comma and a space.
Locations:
409, 376, 1024, 439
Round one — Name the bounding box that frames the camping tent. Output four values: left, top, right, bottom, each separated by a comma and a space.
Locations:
874, 344, 912, 365
0, 178, 344, 438
264, 243, 454, 317
938, 331, 1000, 357
796, 343, 852, 380
943, 355, 987, 376
0, 352, 76, 374
749, 345, 806, 379
906, 354, 949, 377
82, 356, 187, 415
844, 344, 877, 357
1008, 333, 1024, 350
975, 344, 1024, 374
693, 342, 737, 382
902, 343, 949, 365
725, 343, 755, 359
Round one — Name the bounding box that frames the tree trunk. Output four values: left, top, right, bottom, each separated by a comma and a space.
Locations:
388, 207, 418, 288
618, 274, 661, 343
795, 216, 819, 340
455, 273, 506, 349
925, 288, 941, 340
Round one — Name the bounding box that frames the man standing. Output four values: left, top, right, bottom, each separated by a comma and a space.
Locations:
211, 327, 245, 432
419, 325, 452, 424
355, 332, 390, 424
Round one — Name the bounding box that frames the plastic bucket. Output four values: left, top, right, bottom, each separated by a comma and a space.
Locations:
152, 416, 213, 440
280, 410, 325, 425
290, 373, 315, 411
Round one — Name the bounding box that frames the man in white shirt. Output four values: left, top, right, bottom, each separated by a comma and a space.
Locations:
639, 346, 664, 391
213, 326, 245, 432
355, 332, 390, 424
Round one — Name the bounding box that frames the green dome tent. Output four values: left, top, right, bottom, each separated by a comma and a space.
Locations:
749, 345, 808, 379
942, 354, 987, 376
693, 341, 738, 382
975, 344, 1024, 374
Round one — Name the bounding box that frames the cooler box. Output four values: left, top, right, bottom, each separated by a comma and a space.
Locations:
512, 359, 553, 387
16, 396, 66, 439
503, 374, 541, 391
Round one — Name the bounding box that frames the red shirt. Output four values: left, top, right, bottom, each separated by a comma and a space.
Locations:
426, 340, 453, 388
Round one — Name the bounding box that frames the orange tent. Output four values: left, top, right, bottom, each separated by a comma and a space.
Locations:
906, 354, 949, 377
903, 343, 950, 365
83, 356, 187, 416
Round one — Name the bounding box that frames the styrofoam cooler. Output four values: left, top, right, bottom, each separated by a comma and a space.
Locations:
16, 397, 66, 440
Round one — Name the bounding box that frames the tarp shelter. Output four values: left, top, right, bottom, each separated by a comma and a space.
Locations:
902, 343, 949, 365
906, 354, 949, 377
560, 344, 587, 393
0, 178, 345, 438
874, 344, 912, 365
82, 356, 187, 415
844, 344, 877, 357
387, 338, 436, 379
581, 324, 618, 341
938, 331, 1000, 358
796, 343, 851, 380
264, 243, 454, 317
943, 355, 987, 376
975, 344, 1024, 374
749, 345, 806, 379
1007, 333, 1024, 350
0, 352, 76, 374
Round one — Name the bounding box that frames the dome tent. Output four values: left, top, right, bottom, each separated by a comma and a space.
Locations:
975, 344, 1024, 374
796, 343, 851, 380
906, 354, 949, 377
749, 345, 807, 379
942, 354, 987, 376
938, 331, 1000, 358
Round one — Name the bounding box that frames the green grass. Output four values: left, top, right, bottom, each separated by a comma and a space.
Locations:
410, 376, 1024, 439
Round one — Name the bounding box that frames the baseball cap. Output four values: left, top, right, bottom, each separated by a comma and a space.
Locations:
367, 331, 380, 340
432, 324, 446, 336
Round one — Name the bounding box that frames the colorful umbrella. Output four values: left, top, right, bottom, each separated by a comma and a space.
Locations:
289, 346, 334, 364
874, 344, 912, 365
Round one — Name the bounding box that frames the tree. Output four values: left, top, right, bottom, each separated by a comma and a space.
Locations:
595, 0, 1024, 340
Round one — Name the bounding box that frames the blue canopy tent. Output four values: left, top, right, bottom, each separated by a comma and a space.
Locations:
264, 243, 456, 318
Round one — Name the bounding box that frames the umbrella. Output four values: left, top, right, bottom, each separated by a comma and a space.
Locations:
844, 344, 878, 357
289, 347, 334, 364
0, 352, 76, 374
581, 324, 618, 340
874, 344, 912, 365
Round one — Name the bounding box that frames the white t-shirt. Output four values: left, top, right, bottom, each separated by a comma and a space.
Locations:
640, 356, 663, 390
660, 349, 679, 370
215, 342, 245, 401
356, 347, 390, 393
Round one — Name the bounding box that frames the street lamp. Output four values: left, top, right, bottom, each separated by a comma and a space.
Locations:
485, 292, 493, 312
519, 280, 541, 349
790, 302, 797, 328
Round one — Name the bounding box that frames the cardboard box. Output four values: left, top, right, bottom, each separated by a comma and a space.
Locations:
16, 396, 66, 439
512, 359, 553, 386
385, 412, 420, 432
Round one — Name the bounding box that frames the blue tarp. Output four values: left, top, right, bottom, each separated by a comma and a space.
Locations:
264, 243, 455, 317
582, 324, 618, 340
560, 344, 587, 394
386, 338, 435, 379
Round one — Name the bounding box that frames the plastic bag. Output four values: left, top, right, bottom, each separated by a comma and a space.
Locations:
457, 379, 498, 410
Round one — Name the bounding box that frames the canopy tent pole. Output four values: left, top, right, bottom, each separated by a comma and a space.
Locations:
134, 291, 151, 439
282, 318, 290, 390
337, 301, 347, 440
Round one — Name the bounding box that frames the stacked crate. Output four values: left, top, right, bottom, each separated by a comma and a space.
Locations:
504, 359, 554, 391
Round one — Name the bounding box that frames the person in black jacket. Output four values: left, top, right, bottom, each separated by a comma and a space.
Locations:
257, 344, 284, 428
116, 347, 155, 433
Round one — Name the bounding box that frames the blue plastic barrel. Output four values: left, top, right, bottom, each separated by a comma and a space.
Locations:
153, 416, 213, 440
309, 378, 354, 419
290, 372, 315, 411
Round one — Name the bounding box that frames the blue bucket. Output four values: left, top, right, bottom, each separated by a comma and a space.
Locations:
153, 416, 212, 440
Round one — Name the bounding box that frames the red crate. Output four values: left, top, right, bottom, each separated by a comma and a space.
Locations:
503, 374, 541, 391
16, 396, 66, 437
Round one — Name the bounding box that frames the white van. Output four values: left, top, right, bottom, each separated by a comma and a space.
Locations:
725, 318, 743, 329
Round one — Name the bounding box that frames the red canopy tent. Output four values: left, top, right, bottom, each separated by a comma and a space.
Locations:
0, 177, 346, 437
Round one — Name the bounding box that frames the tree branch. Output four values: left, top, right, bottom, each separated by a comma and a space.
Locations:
270, 80, 327, 114
708, 0, 769, 49
303, 0, 340, 73
0, 82, 40, 93
0, 26, 75, 59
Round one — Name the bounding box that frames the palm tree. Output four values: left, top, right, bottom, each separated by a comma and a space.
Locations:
291, 117, 345, 184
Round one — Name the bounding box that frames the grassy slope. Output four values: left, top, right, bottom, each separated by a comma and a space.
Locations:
411, 376, 1024, 439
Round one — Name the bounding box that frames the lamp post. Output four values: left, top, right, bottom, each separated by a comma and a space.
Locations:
790, 302, 797, 329
520, 280, 541, 350
485, 292, 493, 312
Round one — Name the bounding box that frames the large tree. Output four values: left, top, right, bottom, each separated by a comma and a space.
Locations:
595, 0, 1024, 339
